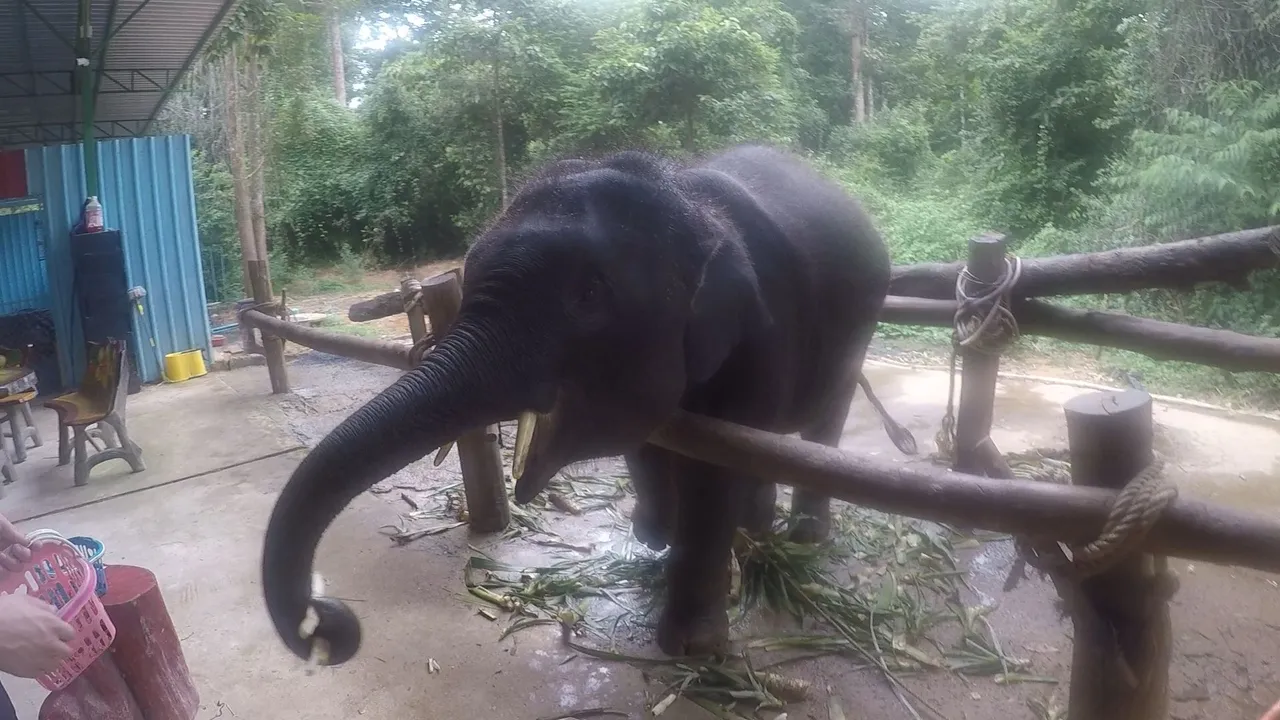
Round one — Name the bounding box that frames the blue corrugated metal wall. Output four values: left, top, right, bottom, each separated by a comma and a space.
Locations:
0, 210, 49, 316
25, 135, 213, 385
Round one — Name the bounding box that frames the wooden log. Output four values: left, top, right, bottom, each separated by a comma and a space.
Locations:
647, 410, 1280, 575
100, 565, 200, 720
953, 233, 1008, 475
1016, 300, 1280, 374
348, 268, 463, 322
879, 296, 1280, 374
419, 272, 511, 533
240, 310, 414, 370
889, 225, 1280, 300
38, 651, 144, 720
879, 296, 954, 327
347, 290, 403, 322
1063, 390, 1173, 720
400, 278, 429, 342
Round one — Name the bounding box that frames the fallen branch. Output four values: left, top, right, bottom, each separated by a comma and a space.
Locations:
649, 410, 1280, 576
240, 309, 414, 370
889, 225, 1280, 300
879, 296, 1280, 374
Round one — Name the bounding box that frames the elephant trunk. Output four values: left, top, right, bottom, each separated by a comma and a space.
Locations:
261, 320, 521, 665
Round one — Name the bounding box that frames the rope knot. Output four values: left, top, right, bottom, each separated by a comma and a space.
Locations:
402, 278, 424, 315
953, 256, 1023, 356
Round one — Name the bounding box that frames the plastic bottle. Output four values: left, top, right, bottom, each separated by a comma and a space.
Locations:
84, 196, 104, 232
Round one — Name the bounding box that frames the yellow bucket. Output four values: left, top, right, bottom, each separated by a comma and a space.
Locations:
163, 349, 207, 383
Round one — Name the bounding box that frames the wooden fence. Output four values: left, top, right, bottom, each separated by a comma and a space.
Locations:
239, 223, 1280, 720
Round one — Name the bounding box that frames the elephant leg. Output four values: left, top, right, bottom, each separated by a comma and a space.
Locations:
658, 457, 745, 657
741, 480, 777, 538
626, 444, 677, 552
789, 368, 857, 544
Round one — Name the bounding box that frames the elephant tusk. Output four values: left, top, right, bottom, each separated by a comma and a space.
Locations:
433, 441, 455, 467
512, 411, 538, 480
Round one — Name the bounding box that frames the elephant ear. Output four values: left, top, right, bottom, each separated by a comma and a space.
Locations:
683, 237, 770, 386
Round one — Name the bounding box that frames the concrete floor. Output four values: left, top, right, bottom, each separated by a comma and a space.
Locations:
1, 353, 1277, 720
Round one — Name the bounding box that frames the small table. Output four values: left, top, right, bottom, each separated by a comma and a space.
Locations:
0, 366, 37, 398
0, 366, 39, 465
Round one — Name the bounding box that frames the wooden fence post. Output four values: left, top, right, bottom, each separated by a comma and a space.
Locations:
953, 232, 1008, 474
420, 272, 511, 533
400, 277, 428, 342
1063, 389, 1174, 720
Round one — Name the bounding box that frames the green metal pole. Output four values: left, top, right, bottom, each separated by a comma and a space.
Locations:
77, 0, 98, 198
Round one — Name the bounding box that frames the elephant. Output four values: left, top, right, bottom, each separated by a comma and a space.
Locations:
260, 144, 907, 667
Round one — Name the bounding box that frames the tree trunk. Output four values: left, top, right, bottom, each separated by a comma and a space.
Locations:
867, 77, 875, 119
327, 4, 347, 106
492, 46, 508, 209
851, 1, 866, 123
224, 53, 256, 297
247, 53, 270, 295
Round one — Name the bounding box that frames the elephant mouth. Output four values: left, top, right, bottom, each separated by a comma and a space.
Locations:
512, 404, 562, 504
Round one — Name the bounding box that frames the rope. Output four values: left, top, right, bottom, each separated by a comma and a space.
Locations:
402, 278, 424, 315
934, 254, 1023, 459
408, 333, 436, 367
1070, 458, 1177, 578
1004, 455, 1178, 588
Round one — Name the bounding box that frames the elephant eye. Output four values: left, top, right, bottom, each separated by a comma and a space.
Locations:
578, 275, 604, 305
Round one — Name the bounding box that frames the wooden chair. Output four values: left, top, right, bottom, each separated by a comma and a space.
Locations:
43, 339, 145, 486
0, 344, 44, 465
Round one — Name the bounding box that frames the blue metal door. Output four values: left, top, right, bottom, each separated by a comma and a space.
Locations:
0, 208, 49, 315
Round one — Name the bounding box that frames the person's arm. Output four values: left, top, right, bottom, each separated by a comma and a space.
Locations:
0, 513, 75, 678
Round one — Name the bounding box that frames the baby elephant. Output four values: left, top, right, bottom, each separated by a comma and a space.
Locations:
261, 144, 895, 664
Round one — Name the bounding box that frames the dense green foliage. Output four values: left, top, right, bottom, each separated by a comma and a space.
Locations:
165, 0, 1280, 401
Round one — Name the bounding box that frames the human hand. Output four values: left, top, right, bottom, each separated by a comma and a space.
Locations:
0, 513, 31, 573
0, 593, 75, 678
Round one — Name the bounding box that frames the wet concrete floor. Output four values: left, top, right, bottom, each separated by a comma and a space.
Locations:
1, 352, 1276, 720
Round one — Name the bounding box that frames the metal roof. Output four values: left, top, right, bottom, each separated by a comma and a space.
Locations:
0, 0, 239, 149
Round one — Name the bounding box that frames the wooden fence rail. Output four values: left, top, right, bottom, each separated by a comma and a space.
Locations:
889, 225, 1280, 300
881, 296, 1280, 373
650, 409, 1280, 576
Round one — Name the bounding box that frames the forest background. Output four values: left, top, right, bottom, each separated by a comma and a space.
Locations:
161, 0, 1280, 404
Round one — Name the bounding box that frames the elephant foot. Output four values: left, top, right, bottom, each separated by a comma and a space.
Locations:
788, 489, 831, 544
632, 502, 672, 552
657, 600, 729, 657
741, 482, 777, 538
787, 513, 831, 544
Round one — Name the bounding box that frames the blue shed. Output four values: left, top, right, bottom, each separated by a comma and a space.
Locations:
0, 135, 213, 389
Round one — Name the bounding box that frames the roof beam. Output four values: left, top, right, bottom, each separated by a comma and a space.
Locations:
15, 1, 42, 128
93, 0, 159, 60
13, 0, 78, 50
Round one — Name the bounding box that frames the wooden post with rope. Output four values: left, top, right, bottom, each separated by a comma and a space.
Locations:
400, 277, 428, 344
949, 233, 1013, 474
1063, 389, 1176, 720
419, 272, 511, 533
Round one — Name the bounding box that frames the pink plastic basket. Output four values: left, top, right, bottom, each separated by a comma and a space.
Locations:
0, 530, 116, 691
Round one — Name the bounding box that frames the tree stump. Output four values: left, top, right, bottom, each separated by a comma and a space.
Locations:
38, 651, 143, 720
101, 565, 200, 720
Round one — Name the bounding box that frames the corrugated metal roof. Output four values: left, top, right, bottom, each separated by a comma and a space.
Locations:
0, 0, 239, 149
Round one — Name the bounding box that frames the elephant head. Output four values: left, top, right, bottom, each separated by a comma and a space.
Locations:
261, 152, 767, 664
